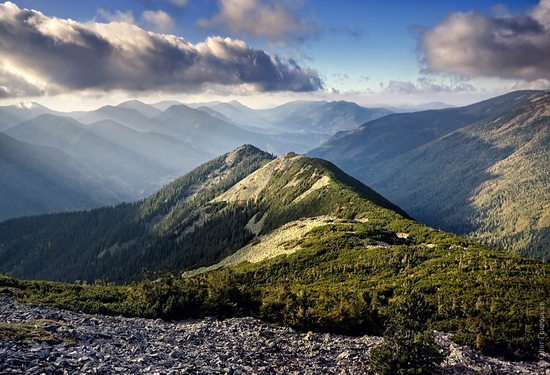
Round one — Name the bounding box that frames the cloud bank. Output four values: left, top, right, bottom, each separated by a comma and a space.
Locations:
383, 78, 476, 95
420, 0, 550, 82
0, 2, 322, 98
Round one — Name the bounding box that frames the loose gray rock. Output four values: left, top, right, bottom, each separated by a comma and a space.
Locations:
0, 295, 548, 374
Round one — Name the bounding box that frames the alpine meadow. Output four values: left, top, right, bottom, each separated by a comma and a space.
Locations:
1, 0, 550, 374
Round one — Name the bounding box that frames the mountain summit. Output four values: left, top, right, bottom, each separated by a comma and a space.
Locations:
0, 145, 408, 283
1, 145, 548, 362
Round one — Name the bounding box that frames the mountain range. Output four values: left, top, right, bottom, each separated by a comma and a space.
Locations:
0, 133, 128, 218
1, 90, 550, 260
0, 99, 387, 221
0, 145, 548, 363
309, 90, 550, 259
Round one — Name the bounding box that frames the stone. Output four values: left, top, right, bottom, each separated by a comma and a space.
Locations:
0, 295, 548, 374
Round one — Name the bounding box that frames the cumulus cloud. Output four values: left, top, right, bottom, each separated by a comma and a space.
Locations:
97, 9, 135, 24
420, 0, 550, 81
141, 10, 176, 33
198, 0, 320, 43
0, 2, 322, 98
384, 78, 476, 95
0, 65, 45, 98
135, 0, 188, 10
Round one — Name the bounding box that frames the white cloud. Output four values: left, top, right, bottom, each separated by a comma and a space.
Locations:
198, 0, 320, 43
502, 78, 550, 91
0, 2, 322, 98
96, 9, 135, 24
420, 0, 550, 82
0, 64, 45, 98
383, 78, 476, 95
141, 10, 176, 33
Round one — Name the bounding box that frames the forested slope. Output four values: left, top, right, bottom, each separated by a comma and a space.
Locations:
0, 144, 549, 362
308, 90, 550, 259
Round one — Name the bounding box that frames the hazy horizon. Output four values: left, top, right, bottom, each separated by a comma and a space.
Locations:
0, 0, 549, 111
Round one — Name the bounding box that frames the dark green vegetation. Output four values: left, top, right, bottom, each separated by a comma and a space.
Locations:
308, 90, 550, 259
0, 145, 274, 282
1, 217, 549, 361
1, 145, 549, 363
368, 295, 444, 374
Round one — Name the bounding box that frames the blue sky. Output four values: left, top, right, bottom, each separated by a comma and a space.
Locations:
1, 0, 548, 110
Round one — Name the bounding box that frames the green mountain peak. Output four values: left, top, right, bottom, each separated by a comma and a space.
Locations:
1, 145, 549, 362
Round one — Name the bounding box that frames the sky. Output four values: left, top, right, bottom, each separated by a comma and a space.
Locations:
0, 0, 549, 110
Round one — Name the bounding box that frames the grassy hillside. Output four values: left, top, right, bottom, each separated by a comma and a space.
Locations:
1, 145, 549, 362
2, 217, 548, 361
0, 145, 275, 283
308, 90, 550, 259
361, 94, 550, 259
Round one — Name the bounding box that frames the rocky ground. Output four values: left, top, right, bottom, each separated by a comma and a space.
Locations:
0, 294, 549, 374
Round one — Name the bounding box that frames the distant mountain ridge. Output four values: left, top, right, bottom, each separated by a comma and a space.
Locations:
5, 114, 208, 199
116, 100, 163, 118
0, 102, 60, 132
1, 99, 389, 220
0, 133, 128, 220
193, 99, 392, 135
308, 89, 550, 259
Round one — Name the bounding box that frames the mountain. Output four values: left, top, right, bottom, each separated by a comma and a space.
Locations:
149, 100, 184, 111
191, 100, 393, 153
352, 93, 550, 259
383, 101, 455, 112
1, 145, 548, 362
76, 105, 155, 132
0, 102, 59, 131
198, 101, 273, 131
88, 119, 207, 174
259, 100, 393, 135
116, 100, 163, 118
308, 89, 550, 259
150, 104, 313, 155
309, 90, 543, 170
0, 98, 388, 221
0, 144, 411, 282
4, 114, 208, 198
0, 145, 275, 282
194, 106, 240, 127
195, 100, 392, 136
0, 133, 127, 221
5, 114, 212, 199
